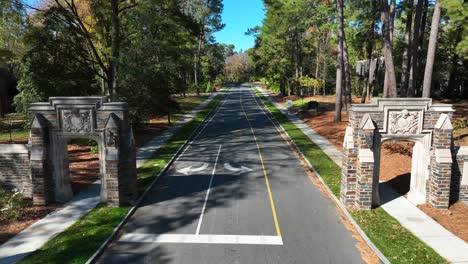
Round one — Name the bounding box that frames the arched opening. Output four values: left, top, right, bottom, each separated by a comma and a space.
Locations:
375, 135, 431, 206
67, 139, 101, 196
379, 140, 415, 197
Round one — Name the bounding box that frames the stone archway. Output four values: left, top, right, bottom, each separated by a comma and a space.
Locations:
28, 97, 137, 207
341, 98, 460, 210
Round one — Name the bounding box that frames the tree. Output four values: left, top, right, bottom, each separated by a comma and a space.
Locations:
0, 0, 26, 117
422, 0, 441, 98
185, 0, 224, 95
335, 0, 344, 122
407, 0, 424, 97
400, 0, 413, 96
381, 0, 397, 97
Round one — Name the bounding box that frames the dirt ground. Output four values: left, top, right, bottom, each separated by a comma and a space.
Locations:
269, 91, 468, 243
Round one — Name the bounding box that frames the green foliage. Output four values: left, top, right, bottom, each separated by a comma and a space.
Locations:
0, 187, 28, 221
453, 118, 468, 130
441, 0, 468, 59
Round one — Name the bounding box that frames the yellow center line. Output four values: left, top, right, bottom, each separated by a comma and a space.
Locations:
240, 90, 282, 237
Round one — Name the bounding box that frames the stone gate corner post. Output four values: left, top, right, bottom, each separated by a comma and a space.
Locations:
429, 114, 453, 209
454, 146, 468, 204
104, 113, 137, 207
355, 114, 377, 210
29, 113, 52, 205
341, 126, 358, 208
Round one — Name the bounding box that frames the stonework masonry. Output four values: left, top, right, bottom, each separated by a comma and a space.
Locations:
0, 97, 137, 207
0, 144, 32, 197
340, 98, 462, 210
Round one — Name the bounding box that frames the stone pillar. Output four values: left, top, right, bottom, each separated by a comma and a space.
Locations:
453, 146, 468, 204
29, 114, 52, 205
355, 114, 376, 210
341, 126, 358, 207
104, 113, 137, 206
429, 114, 453, 209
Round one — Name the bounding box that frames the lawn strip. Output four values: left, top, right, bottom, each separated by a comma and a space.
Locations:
255, 89, 448, 264
19, 95, 222, 264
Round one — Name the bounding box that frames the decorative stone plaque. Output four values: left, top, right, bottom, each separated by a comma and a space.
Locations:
388, 109, 420, 134
61, 109, 92, 133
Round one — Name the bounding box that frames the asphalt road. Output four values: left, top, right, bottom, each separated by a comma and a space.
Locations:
97, 86, 365, 264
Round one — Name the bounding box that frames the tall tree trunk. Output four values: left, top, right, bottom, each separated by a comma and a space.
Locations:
314, 50, 320, 96
337, 0, 351, 110
322, 52, 328, 96
400, 1, 413, 96
408, 0, 424, 97
194, 30, 203, 95
363, 5, 375, 103
342, 36, 352, 109
422, 0, 441, 98
383, 0, 396, 96
381, 0, 397, 97
335, 0, 344, 123
110, 0, 120, 99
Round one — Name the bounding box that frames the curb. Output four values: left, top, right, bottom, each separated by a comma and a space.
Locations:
85, 93, 224, 264
254, 87, 390, 264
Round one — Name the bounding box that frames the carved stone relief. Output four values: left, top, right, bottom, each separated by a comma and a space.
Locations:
105, 128, 119, 148
61, 109, 92, 133
388, 109, 420, 134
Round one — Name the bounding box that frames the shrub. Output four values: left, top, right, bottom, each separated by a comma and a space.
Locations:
0, 187, 28, 221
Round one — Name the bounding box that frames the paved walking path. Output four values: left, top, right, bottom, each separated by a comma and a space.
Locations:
0, 94, 219, 264
0, 183, 101, 264
257, 87, 468, 263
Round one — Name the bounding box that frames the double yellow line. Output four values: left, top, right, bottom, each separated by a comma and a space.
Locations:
240, 91, 282, 237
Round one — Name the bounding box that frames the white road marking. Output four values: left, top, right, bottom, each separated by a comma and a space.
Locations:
224, 163, 253, 174
119, 234, 283, 245
177, 163, 209, 175
195, 144, 222, 235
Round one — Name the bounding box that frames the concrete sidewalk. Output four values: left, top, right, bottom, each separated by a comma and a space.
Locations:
0, 183, 101, 264
0, 93, 219, 264
257, 87, 468, 263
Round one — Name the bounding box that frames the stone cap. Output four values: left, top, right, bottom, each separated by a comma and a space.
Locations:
0, 144, 29, 154
29, 97, 128, 112
350, 98, 454, 113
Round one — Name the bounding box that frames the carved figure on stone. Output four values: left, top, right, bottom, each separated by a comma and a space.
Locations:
389, 109, 419, 134
105, 128, 119, 148
62, 109, 91, 133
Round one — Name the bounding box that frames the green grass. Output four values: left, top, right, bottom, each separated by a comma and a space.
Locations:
352, 208, 448, 264
19, 95, 222, 264
0, 129, 29, 142
255, 90, 341, 195
19, 204, 130, 264
255, 89, 448, 264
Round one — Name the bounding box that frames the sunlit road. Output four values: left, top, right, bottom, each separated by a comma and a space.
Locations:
97, 86, 365, 264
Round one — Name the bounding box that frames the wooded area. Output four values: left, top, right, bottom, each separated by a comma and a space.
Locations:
247, 0, 467, 121
0, 0, 466, 124
0, 0, 240, 123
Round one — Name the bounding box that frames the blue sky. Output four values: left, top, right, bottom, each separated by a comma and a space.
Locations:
214, 0, 265, 52
24, 0, 265, 52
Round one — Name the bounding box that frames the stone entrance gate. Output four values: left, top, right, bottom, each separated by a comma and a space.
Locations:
341, 98, 468, 210
28, 97, 137, 206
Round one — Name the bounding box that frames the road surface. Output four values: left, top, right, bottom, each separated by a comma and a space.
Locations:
98, 86, 365, 264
